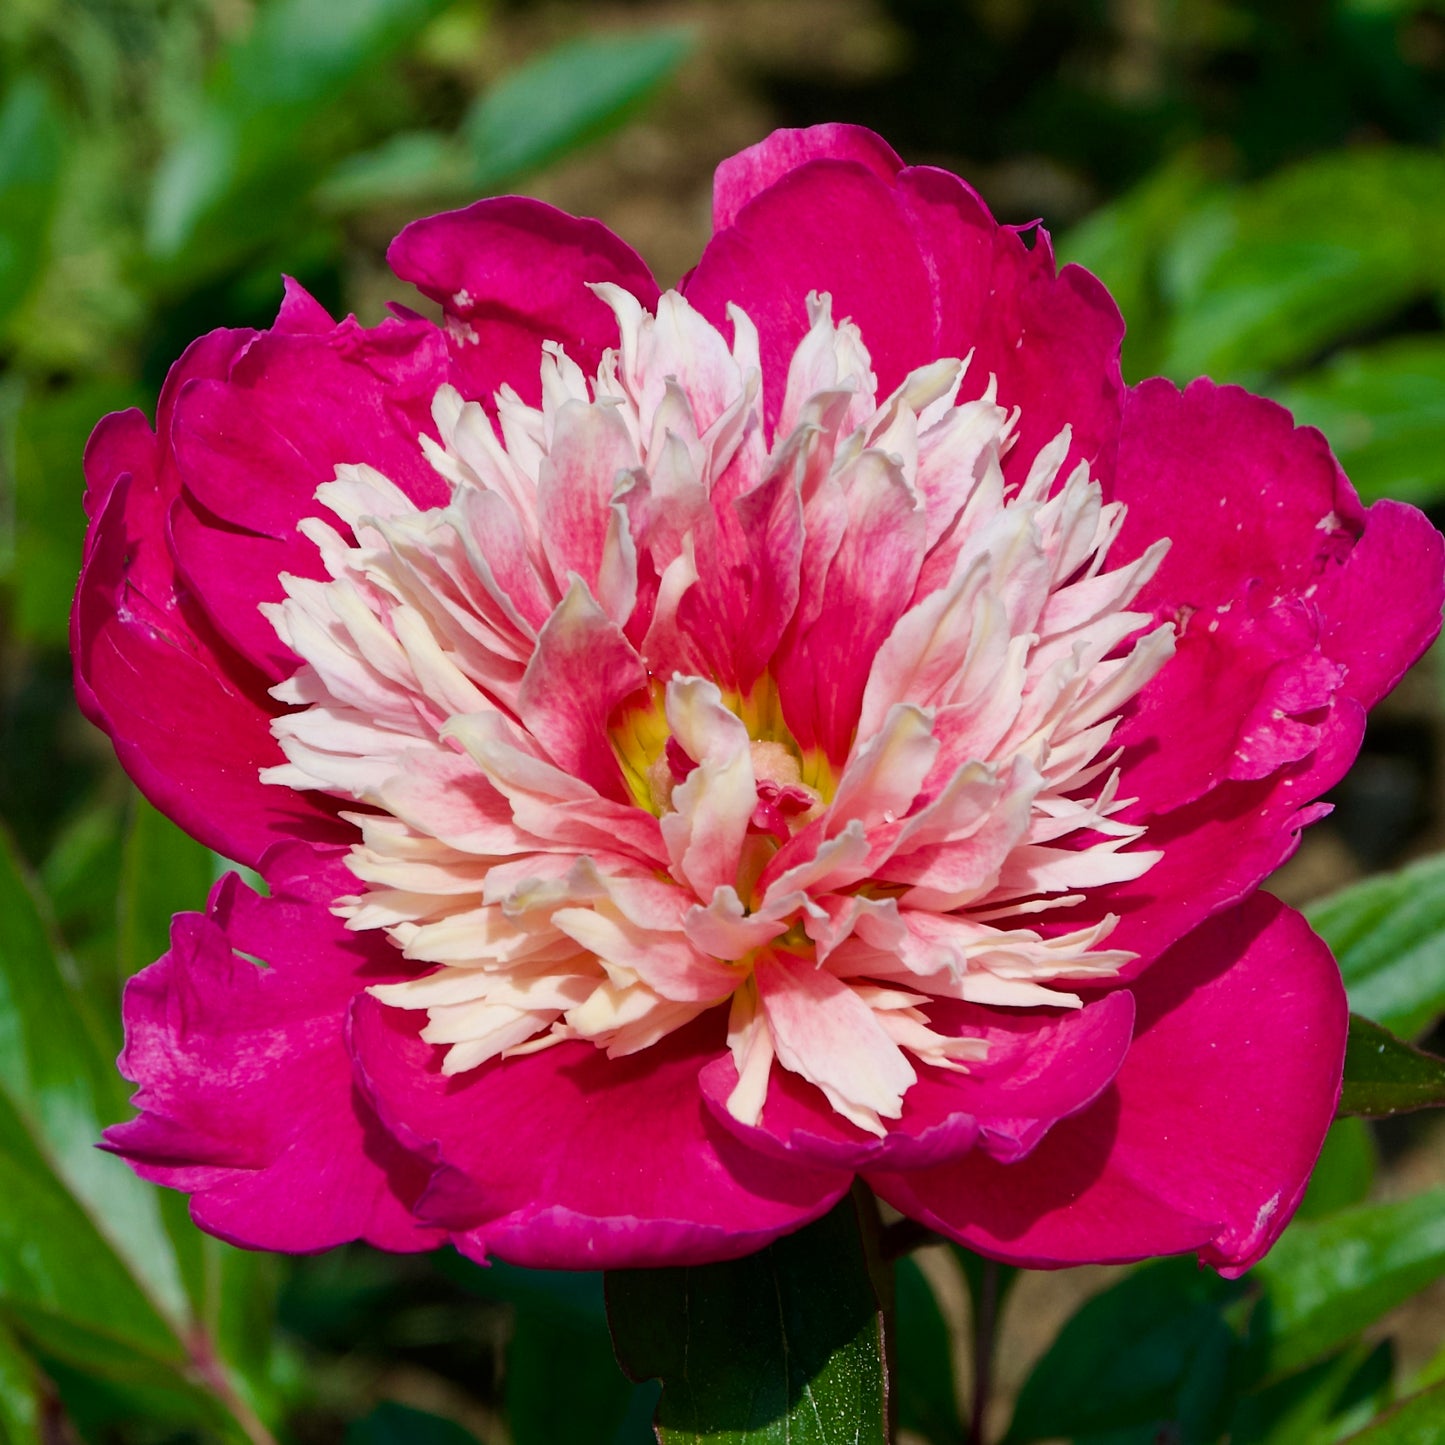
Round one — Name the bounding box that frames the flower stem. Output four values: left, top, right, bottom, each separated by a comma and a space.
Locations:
967, 1258, 1002, 1445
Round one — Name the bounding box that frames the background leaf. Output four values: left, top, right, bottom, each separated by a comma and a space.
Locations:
465, 28, 695, 193
1273, 339, 1445, 510
1306, 852, 1445, 1041
0, 77, 64, 333
1005, 1256, 1242, 1443
1253, 1190, 1445, 1377
1339, 1015, 1445, 1118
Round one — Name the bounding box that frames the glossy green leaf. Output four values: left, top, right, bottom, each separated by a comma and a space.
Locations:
1006, 1256, 1242, 1443
1159, 149, 1445, 382
1273, 338, 1445, 508
465, 28, 694, 193
347, 1400, 480, 1445
1306, 852, 1445, 1042
606, 1194, 888, 1444
0, 825, 277, 1439
1334, 1379, 1445, 1444
1338, 1015, 1445, 1118
0, 77, 64, 330
1297, 1118, 1377, 1221
1254, 1189, 1445, 1376
0, 825, 189, 1338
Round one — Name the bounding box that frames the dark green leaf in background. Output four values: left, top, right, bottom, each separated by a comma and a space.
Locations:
1157, 149, 1445, 384
146, 0, 454, 282
1005, 1256, 1241, 1444
1229, 1341, 1392, 1445
1338, 1015, 1445, 1118
0, 1317, 43, 1445
607, 1193, 888, 1445
1307, 853, 1445, 1041
1296, 1117, 1377, 1221
1253, 1189, 1445, 1378
1274, 339, 1445, 510
0, 77, 64, 333
5, 379, 144, 650
1335, 1378, 1445, 1444
0, 820, 282, 1439
118, 796, 216, 982
319, 26, 695, 213
465, 28, 695, 193
346, 1400, 481, 1445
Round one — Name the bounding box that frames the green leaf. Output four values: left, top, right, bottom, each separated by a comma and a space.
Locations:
1005, 1256, 1243, 1443
0, 1318, 43, 1444
465, 28, 695, 193
1159, 149, 1445, 383
606, 1194, 888, 1444
347, 1401, 480, 1445
499, 1270, 638, 1445
118, 796, 216, 980
1296, 1118, 1377, 1220
0, 77, 64, 331
1334, 1379, 1445, 1444
1229, 1342, 1391, 1445
1338, 1014, 1445, 1118
1254, 1189, 1445, 1377
1272, 338, 1445, 509
1306, 852, 1445, 1042
316, 130, 468, 211
147, 0, 452, 278
0, 825, 276, 1439
5, 378, 145, 648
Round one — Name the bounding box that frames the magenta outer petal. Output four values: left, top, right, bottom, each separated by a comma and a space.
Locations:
1091, 377, 1442, 962
685, 160, 940, 429
869, 896, 1347, 1274
1079, 698, 1362, 970
712, 124, 904, 230
169, 315, 451, 677
685, 153, 1125, 489
1115, 379, 1366, 617
104, 847, 442, 1253
698, 990, 1134, 1173
893, 165, 1126, 485
349, 1001, 852, 1269
73, 475, 348, 869
387, 196, 660, 408
1311, 497, 1445, 709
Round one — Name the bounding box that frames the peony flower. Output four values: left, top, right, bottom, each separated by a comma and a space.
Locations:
76, 125, 1442, 1274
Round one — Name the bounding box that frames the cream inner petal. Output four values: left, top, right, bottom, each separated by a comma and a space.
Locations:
260, 288, 1173, 1137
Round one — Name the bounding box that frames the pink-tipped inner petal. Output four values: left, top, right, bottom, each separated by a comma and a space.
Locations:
262, 287, 1174, 1132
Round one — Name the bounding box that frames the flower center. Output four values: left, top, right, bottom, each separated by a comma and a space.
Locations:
259, 287, 1174, 1135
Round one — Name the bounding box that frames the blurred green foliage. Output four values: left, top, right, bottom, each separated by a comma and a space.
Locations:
2, 0, 1445, 1440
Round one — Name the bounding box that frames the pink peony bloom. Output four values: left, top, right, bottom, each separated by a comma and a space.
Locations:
76, 125, 1442, 1274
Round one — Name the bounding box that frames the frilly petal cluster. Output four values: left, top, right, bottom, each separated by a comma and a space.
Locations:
76, 125, 1442, 1273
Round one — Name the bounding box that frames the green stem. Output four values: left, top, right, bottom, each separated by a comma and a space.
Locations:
967, 1258, 1001, 1445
